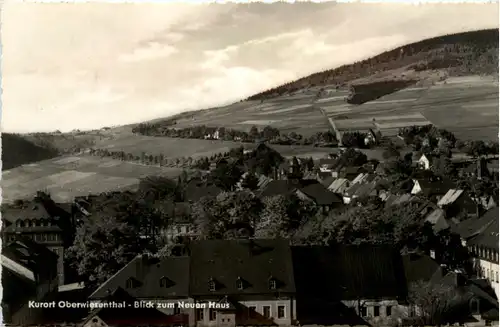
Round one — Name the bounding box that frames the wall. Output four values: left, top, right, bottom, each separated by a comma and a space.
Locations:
476, 258, 500, 299
341, 299, 409, 324
195, 298, 295, 327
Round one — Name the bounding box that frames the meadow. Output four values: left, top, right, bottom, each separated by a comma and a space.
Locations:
1, 155, 185, 203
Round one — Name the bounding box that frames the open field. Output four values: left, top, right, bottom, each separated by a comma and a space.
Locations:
320, 76, 498, 140
169, 96, 330, 137
1, 155, 185, 203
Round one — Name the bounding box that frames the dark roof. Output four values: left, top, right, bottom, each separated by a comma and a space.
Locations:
414, 177, 455, 196
291, 245, 407, 301
298, 183, 343, 206
189, 239, 295, 298
320, 176, 336, 187
468, 219, 499, 251
89, 255, 190, 300
402, 253, 441, 285
453, 207, 498, 240
1, 201, 52, 223
259, 179, 319, 198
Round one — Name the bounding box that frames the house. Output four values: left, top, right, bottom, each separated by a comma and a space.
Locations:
157, 202, 198, 243
410, 176, 454, 202
437, 189, 479, 218
2, 199, 66, 285
417, 154, 432, 170
260, 179, 342, 212
296, 183, 344, 212
339, 166, 368, 181
89, 254, 192, 325
460, 158, 491, 180
292, 245, 408, 326
454, 208, 500, 299
326, 178, 350, 195
424, 208, 449, 233
2, 237, 59, 325
189, 239, 297, 327
318, 158, 338, 173
383, 194, 413, 208
343, 174, 378, 204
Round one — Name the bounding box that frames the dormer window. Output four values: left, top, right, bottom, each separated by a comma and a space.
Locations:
126, 277, 139, 289
269, 278, 277, 290
236, 277, 244, 290
208, 278, 216, 292
159, 276, 172, 288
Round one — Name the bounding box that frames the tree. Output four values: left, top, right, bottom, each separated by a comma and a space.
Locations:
464, 140, 489, 158
407, 280, 458, 326
240, 172, 260, 191
382, 146, 401, 160
191, 191, 263, 239
138, 176, 178, 201
209, 163, 243, 191
337, 148, 368, 167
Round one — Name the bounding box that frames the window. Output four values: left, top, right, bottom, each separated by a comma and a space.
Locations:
196, 308, 204, 321
496, 271, 499, 283
126, 278, 135, 289
373, 306, 380, 317
481, 267, 486, 277
269, 279, 277, 290
160, 277, 170, 288
360, 307, 367, 317
248, 306, 256, 315
173, 304, 181, 315
386, 306, 392, 317
236, 278, 244, 290
208, 280, 216, 292
277, 305, 285, 319
209, 309, 217, 321
263, 306, 271, 318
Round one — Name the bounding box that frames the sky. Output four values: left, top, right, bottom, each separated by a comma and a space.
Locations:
1, 2, 498, 133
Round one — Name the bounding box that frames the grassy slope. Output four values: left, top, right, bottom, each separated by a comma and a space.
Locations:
247, 28, 499, 100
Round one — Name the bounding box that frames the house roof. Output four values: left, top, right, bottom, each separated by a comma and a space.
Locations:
467, 219, 499, 251
327, 178, 350, 194
453, 207, 498, 240
89, 255, 190, 299
350, 173, 369, 185
344, 174, 377, 198
299, 183, 343, 206
318, 158, 337, 167
259, 179, 319, 198
291, 245, 407, 301
1, 200, 52, 223
413, 177, 455, 196
437, 189, 465, 207
385, 194, 413, 207
424, 208, 449, 233
320, 176, 336, 188
401, 253, 441, 285
189, 239, 295, 297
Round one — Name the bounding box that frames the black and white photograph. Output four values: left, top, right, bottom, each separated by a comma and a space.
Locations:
1, 1, 499, 326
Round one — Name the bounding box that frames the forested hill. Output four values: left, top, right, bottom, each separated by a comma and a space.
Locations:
247, 28, 499, 101
1, 133, 60, 170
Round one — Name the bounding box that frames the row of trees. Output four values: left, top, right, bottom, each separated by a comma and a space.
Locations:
132, 123, 338, 147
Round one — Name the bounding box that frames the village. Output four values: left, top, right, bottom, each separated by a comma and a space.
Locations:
1, 120, 499, 327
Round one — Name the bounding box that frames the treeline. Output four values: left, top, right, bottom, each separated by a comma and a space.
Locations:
132, 123, 338, 147
247, 29, 499, 100
398, 124, 498, 157
346, 80, 417, 105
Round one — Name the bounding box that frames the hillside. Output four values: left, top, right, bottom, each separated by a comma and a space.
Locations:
247, 28, 499, 100
1, 133, 60, 170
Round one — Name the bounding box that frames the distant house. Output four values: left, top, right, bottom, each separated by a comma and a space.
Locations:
437, 189, 478, 218
260, 180, 343, 212
318, 158, 337, 174
189, 239, 297, 326
410, 176, 454, 202
2, 238, 59, 326
325, 178, 350, 195
343, 174, 378, 204
417, 154, 432, 170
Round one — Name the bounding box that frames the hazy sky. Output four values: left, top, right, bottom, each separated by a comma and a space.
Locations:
2, 2, 498, 133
